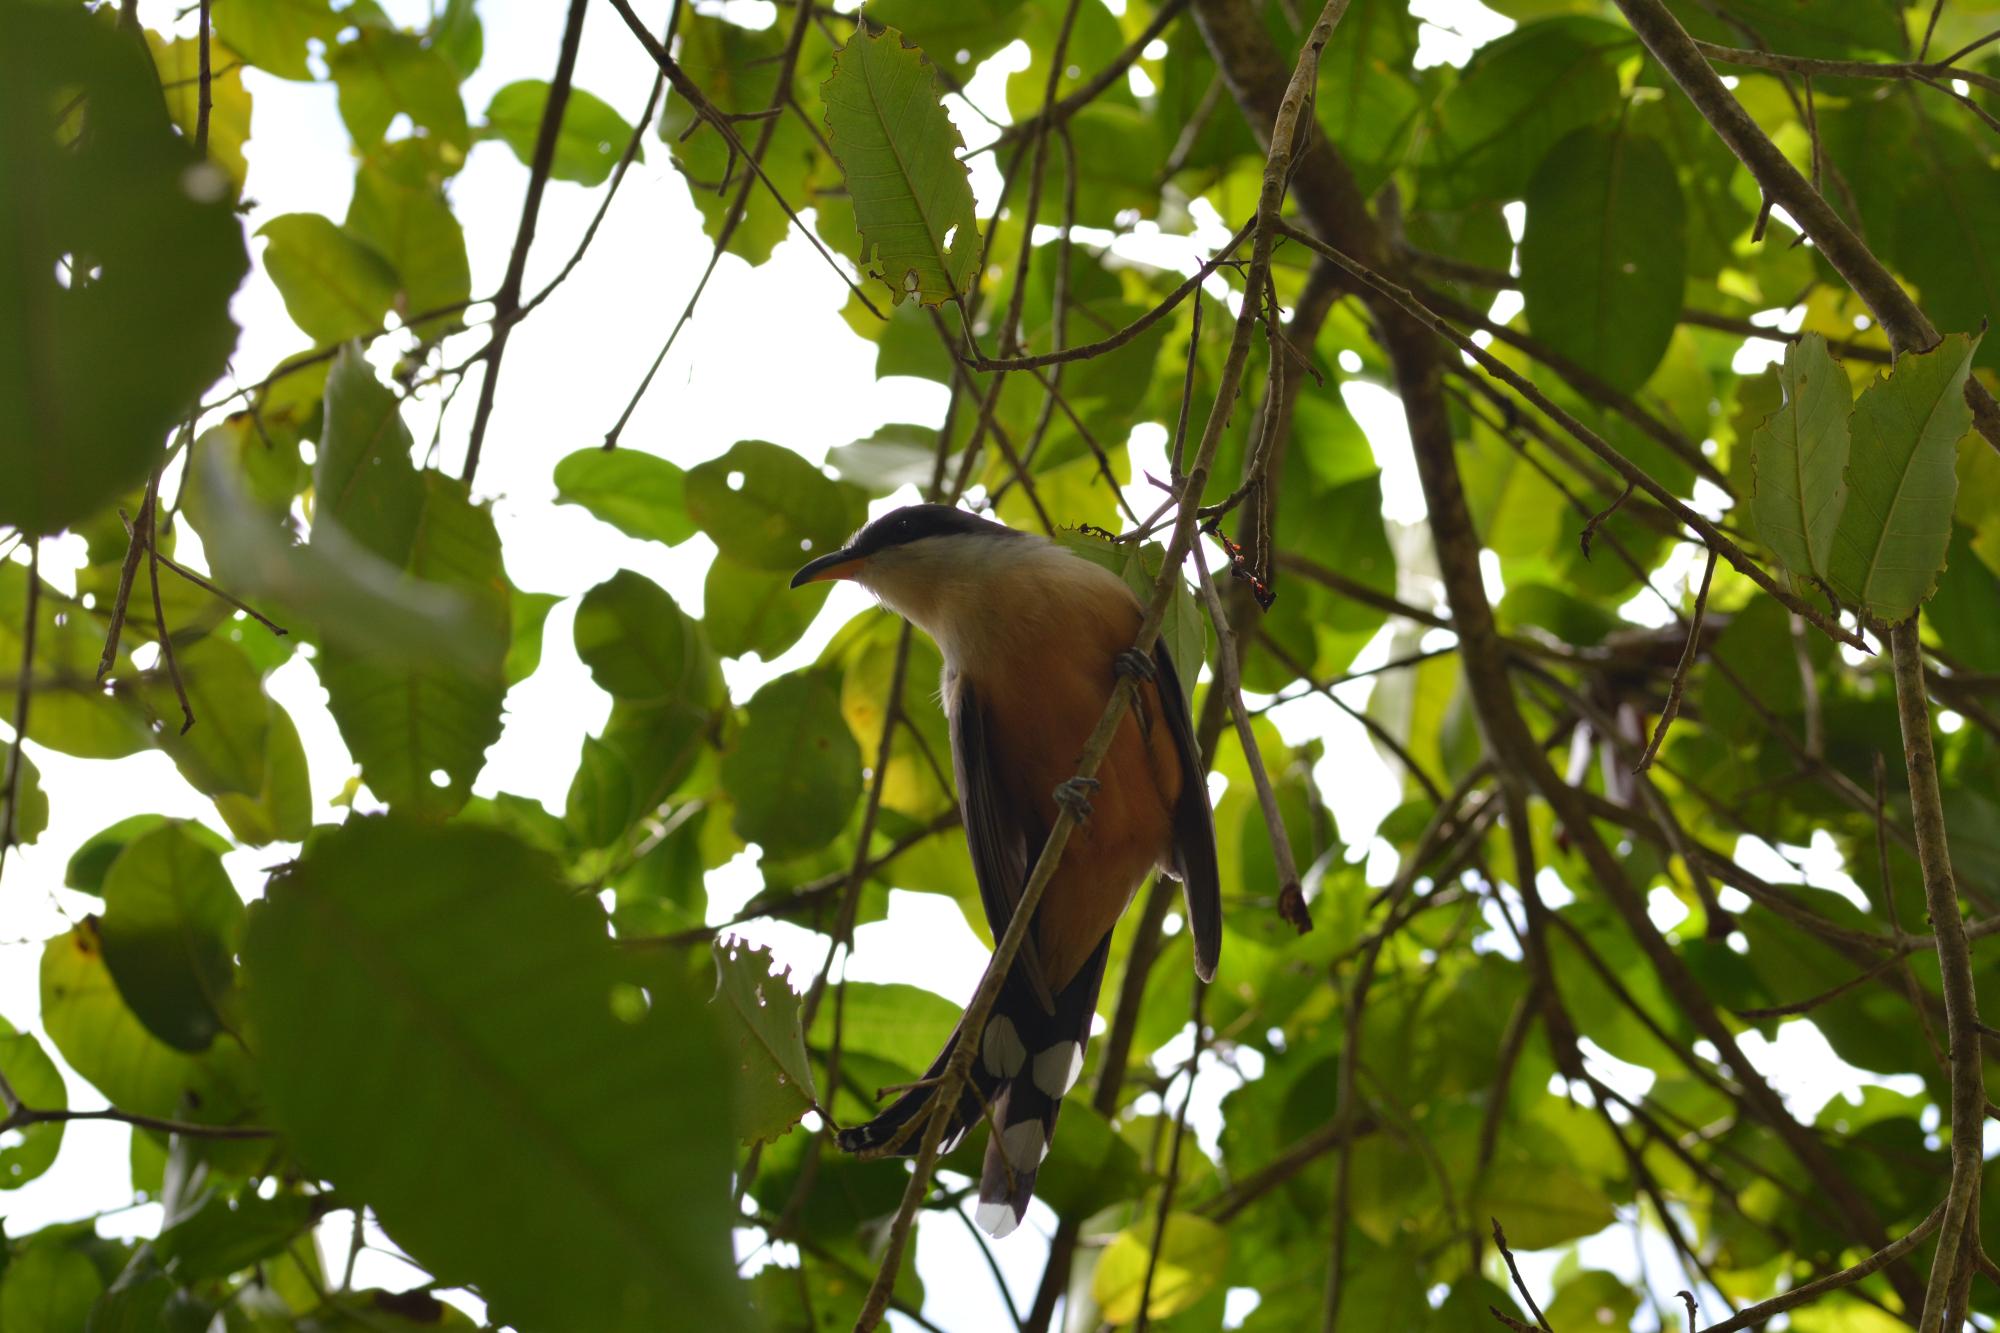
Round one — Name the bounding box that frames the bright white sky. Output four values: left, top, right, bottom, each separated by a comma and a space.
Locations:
0, 1, 1905, 1328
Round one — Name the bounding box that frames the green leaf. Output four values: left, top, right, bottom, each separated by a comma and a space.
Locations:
821, 25, 982, 305
0, 1017, 65, 1189
315, 345, 423, 557
328, 29, 470, 153
98, 823, 245, 1054
1751, 333, 1853, 584
1091, 1212, 1228, 1324
1545, 1270, 1640, 1331
347, 141, 473, 339
684, 440, 861, 572
212, 0, 340, 80
192, 418, 500, 678
805, 980, 957, 1076
0, 5, 248, 535
65, 815, 231, 896
242, 817, 748, 1333
1894, 119, 2000, 374
1478, 1164, 1616, 1248
1418, 17, 1628, 206
141, 636, 274, 800
1314, 0, 1424, 195
705, 556, 828, 661
722, 671, 863, 860
211, 701, 314, 846
0, 742, 47, 846
483, 81, 638, 188
573, 571, 707, 702
1930, 525, 2000, 673
553, 448, 696, 547
712, 939, 818, 1145
506, 590, 562, 687
40, 920, 260, 1132
318, 473, 509, 817
431, 0, 483, 78
0, 1245, 103, 1333
1519, 123, 1686, 394
258, 214, 400, 346
565, 734, 635, 850
1827, 334, 1979, 622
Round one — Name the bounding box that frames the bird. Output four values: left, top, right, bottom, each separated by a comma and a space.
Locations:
791, 502, 1220, 1238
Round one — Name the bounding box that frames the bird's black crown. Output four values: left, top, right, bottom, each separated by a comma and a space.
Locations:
845, 503, 1019, 558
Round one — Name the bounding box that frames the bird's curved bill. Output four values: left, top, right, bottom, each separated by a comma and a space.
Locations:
790, 547, 866, 588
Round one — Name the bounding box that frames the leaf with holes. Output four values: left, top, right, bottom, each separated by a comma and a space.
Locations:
712, 939, 817, 1145
1827, 333, 1978, 623
821, 25, 982, 305
1752, 333, 1852, 585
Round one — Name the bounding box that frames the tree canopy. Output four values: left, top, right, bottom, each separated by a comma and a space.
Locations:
4, 0, 2000, 1330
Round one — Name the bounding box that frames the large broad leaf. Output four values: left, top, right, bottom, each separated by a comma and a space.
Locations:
721, 671, 862, 860
712, 939, 817, 1145
1519, 123, 1685, 394
258, 214, 400, 346
0, 5, 248, 535
1092, 1212, 1229, 1324
1751, 333, 1853, 585
684, 440, 862, 572
98, 823, 244, 1054
1826, 334, 1979, 623
1417, 17, 1627, 207
242, 818, 748, 1333
821, 25, 982, 306
483, 81, 638, 188
0, 1246, 103, 1332
0, 1017, 65, 1189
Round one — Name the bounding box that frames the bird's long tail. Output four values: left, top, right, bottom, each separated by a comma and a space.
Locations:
835, 936, 1112, 1238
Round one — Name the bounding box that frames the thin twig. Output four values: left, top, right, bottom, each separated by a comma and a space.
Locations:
1633, 546, 1716, 772
461, 0, 589, 486
1490, 1219, 1554, 1333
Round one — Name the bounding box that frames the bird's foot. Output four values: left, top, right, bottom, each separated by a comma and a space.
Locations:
1053, 776, 1100, 822
1113, 648, 1156, 682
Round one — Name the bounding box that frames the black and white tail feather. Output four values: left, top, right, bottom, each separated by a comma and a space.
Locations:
835, 937, 1111, 1238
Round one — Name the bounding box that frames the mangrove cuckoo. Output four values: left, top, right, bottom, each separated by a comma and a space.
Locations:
791, 503, 1220, 1238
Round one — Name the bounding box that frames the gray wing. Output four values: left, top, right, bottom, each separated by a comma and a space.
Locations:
948, 672, 1057, 1011
1153, 643, 1221, 982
